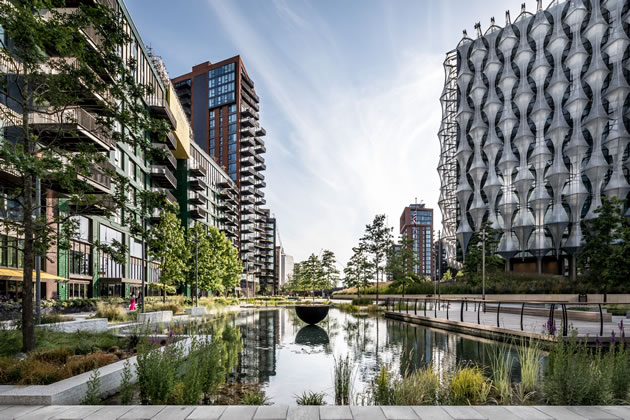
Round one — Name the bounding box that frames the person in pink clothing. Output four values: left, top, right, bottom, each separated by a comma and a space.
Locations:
129, 293, 137, 311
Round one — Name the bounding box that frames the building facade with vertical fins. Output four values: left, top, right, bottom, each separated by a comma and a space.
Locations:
439, 0, 630, 278
172, 57, 271, 296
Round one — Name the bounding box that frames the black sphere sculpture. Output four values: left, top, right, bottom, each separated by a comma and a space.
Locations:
295, 305, 329, 325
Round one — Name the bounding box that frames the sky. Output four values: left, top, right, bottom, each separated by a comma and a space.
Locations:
126, 0, 528, 266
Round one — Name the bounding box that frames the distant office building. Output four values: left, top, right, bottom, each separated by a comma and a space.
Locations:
173, 57, 269, 295
400, 204, 434, 278
277, 248, 294, 289
438, 0, 630, 278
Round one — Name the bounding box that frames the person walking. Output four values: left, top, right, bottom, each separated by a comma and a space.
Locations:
129, 293, 137, 311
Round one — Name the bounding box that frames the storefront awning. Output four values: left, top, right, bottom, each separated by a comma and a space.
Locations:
0, 268, 68, 282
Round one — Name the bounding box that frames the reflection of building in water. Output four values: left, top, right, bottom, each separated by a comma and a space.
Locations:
385, 319, 490, 378
232, 309, 279, 383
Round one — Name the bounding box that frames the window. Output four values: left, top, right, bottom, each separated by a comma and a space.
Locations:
228, 153, 236, 162
228, 163, 236, 173
229, 143, 237, 153
228, 114, 236, 123
228, 104, 237, 113
69, 240, 91, 276
228, 134, 236, 143
209, 129, 215, 139
209, 119, 215, 128
228, 124, 236, 134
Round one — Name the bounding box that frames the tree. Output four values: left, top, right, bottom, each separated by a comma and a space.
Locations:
148, 211, 190, 302
320, 249, 339, 292
343, 245, 373, 298
301, 254, 323, 300
579, 196, 630, 291
361, 214, 393, 304
0, 1, 169, 351
442, 270, 453, 282
218, 230, 242, 294
463, 221, 503, 283
386, 235, 419, 294
188, 223, 222, 296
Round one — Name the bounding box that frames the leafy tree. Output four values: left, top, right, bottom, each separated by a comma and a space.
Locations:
343, 245, 373, 298
360, 214, 393, 303
0, 1, 169, 351
148, 211, 190, 302
301, 253, 324, 300
188, 223, 222, 296
218, 229, 242, 294
463, 221, 503, 284
286, 262, 303, 294
442, 270, 453, 282
386, 235, 419, 285
321, 249, 339, 291
579, 196, 630, 291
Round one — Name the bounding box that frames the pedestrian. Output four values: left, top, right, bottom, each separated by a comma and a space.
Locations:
129, 292, 137, 311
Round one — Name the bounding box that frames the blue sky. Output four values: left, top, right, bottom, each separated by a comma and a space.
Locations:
127, 0, 526, 265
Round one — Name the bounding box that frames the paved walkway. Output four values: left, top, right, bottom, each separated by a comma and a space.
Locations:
387, 302, 625, 340
2, 405, 630, 420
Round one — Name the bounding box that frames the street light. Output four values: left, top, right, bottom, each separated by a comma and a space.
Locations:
481, 227, 487, 302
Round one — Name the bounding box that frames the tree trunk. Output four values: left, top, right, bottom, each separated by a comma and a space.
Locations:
376, 266, 380, 307
21, 118, 35, 353
162, 280, 166, 303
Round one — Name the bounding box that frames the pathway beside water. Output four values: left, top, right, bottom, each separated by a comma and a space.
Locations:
385, 301, 626, 342
1, 404, 630, 419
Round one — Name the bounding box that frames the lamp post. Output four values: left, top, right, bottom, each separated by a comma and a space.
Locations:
35, 176, 41, 325
481, 228, 487, 302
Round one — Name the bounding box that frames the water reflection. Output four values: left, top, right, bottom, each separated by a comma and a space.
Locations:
208, 308, 523, 405
295, 325, 329, 345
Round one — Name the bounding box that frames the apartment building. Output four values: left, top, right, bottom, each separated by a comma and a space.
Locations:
173, 57, 270, 296
400, 204, 434, 279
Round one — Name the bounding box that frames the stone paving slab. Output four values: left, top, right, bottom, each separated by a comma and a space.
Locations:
349, 406, 385, 420
2, 406, 630, 419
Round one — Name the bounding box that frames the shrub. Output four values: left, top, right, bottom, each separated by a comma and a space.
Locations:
447, 366, 491, 405
391, 368, 440, 405
119, 359, 134, 405
351, 297, 372, 306
81, 367, 101, 405
296, 391, 326, 405
67, 352, 118, 376
31, 347, 72, 364
40, 312, 67, 324
543, 335, 613, 405
489, 343, 513, 404
16, 360, 69, 385
517, 337, 542, 397
370, 366, 393, 405
242, 391, 270, 405
95, 302, 127, 322
136, 341, 182, 404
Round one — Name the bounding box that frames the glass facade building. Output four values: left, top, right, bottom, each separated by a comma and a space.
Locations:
439, 0, 630, 277
400, 204, 434, 278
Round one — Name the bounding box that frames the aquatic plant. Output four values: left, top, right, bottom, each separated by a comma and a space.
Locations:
333, 355, 353, 405
390, 367, 440, 405
295, 391, 326, 405
447, 366, 491, 405
489, 343, 513, 404
516, 337, 542, 396
242, 391, 270, 405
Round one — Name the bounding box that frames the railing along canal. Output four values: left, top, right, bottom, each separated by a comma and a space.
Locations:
383, 296, 620, 337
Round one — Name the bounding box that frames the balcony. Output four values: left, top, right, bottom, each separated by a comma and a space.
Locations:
240, 127, 256, 138
241, 82, 260, 103
78, 160, 114, 194
255, 180, 266, 189
240, 147, 255, 157
241, 156, 256, 167
241, 176, 254, 186
189, 177, 207, 192
241, 118, 255, 128
189, 206, 207, 220
255, 127, 266, 137
241, 206, 254, 215
70, 195, 116, 216
241, 186, 255, 195
256, 197, 267, 206
255, 161, 266, 171
241, 196, 255, 206
147, 96, 177, 130
241, 71, 255, 89
240, 136, 256, 148
241, 166, 256, 177
218, 180, 236, 189
254, 143, 266, 154
28, 107, 115, 151
241, 107, 259, 120
189, 192, 205, 205
152, 144, 176, 170
154, 132, 177, 151
190, 165, 207, 178
150, 165, 177, 189
153, 188, 177, 206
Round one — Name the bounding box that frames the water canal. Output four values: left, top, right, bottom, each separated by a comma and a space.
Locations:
195, 307, 524, 405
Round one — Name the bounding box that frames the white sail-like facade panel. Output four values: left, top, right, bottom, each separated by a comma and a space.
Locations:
438, 0, 630, 276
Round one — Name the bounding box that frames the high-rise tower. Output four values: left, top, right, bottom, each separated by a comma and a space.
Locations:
173, 57, 268, 295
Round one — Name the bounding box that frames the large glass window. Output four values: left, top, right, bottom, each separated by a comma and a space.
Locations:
99, 225, 124, 278
208, 62, 236, 109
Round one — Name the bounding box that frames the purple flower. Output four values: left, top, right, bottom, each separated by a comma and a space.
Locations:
151, 337, 156, 345
169, 330, 173, 338
612, 330, 616, 345
595, 336, 601, 347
